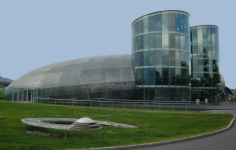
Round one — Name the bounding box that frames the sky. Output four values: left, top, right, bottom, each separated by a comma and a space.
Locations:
1, 0, 235, 88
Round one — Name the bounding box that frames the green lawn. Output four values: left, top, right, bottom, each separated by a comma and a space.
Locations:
0, 89, 234, 150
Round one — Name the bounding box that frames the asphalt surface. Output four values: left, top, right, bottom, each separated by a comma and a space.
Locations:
134, 109, 236, 150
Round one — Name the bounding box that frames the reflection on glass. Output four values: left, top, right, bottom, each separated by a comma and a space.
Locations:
162, 33, 169, 48
155, 68, 162, 85
162, 68, 169, 85
143, 18, 148, 33
162, 51, 169, 66
190, 25, 220, 102
162, 14, 169, 32
131, 10, 191, 101
155, 33, 162, 48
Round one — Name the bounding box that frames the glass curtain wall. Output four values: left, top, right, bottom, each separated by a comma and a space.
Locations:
132, 10, 191, 101
190, 25, 220, 102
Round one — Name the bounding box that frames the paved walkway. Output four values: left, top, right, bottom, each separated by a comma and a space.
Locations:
133, 102, 236, 150
205, 101, 236, 110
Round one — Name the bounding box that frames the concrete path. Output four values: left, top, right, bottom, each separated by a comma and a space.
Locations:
205, 101, 236, 110
133, 109, 236, 150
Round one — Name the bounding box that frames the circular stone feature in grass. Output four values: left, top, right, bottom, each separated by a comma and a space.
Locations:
72, 117, 102, 130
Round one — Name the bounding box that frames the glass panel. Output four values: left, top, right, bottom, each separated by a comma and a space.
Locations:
212, 47, 216, 59
203, 46, 208, 58
149, 88, 155, 100
149, 33, 155, 49
176, 68, 181, 85
198, 45, 203, 59
199, 73, 204, 87
176, 88, 181, 100
198, 59, 203, 72
139, 35, 143, 50
155, 68, 162, 85
170, 88, 175, 100
197, 27, 203, 45
143, 68, 149, 85
180, 35, 185, 50
162, 33, 169, 48
212, 29, 216, 48
185, 15, 189, 35
163, 88, 169, 100
192, 73, 198, 87
213, 60, 217, 72
143, 51, 149, 66
202, 27, 208, 45
204, 60, 209, 71
169, 13, 175, 31
144, 88, 149, 100
182, 69, 189, 86
169, 68, 175, 85
175, 51, 181, 66
208, 46, 213, 59
155, 15, 162, 31
143, 18, 148, 33
149, 68, 155, 85
169, 33, 175, 48
175, 34, 180, 49
175, 13, 180, 32
149, 16, 155, 32
204, 73, 209, 87
191, 29, 198, 45
155, 88, 162, 100
143, 34, 149, 49
185, 52, 190, 67
135, 69, 142, 85
162, 51, 169, 66
216, 29, 219, 47
170, 51, 175, 66
216, 47, 219, 60
193, 59, 198, 72
181, 51, 186, 67
155, 33, 162, 48
156, 50, 162, 66
185, 36, 190, 52
162, 14, 169, 32
148, 51, 156, 66
180, 15, 185, 34
162, 68, 169, 85
90, 83, 102, 93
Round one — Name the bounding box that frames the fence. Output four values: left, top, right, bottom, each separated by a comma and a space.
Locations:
36, 98, 206, 111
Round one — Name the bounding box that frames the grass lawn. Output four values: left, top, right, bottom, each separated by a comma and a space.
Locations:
0, 89, 234, 150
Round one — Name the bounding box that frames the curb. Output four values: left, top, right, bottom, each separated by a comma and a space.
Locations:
79, 115, 235, 150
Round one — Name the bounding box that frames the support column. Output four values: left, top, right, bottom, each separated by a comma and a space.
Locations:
31, 90, 32, 102
26, 90, 28, 101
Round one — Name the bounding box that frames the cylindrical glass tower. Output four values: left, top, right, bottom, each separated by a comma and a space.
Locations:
190, 25, 220, 102
131, 10, 191, 101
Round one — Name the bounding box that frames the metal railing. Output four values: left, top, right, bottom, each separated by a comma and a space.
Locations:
36, 98, 206, 111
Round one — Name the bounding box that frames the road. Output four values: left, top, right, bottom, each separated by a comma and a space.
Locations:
134, 110, 236, 150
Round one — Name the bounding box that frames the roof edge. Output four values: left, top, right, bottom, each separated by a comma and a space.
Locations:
131, 10, 190, 25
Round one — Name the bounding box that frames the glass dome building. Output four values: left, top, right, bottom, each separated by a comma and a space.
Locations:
4, 55, 135, 102
132, 10, 191, 101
